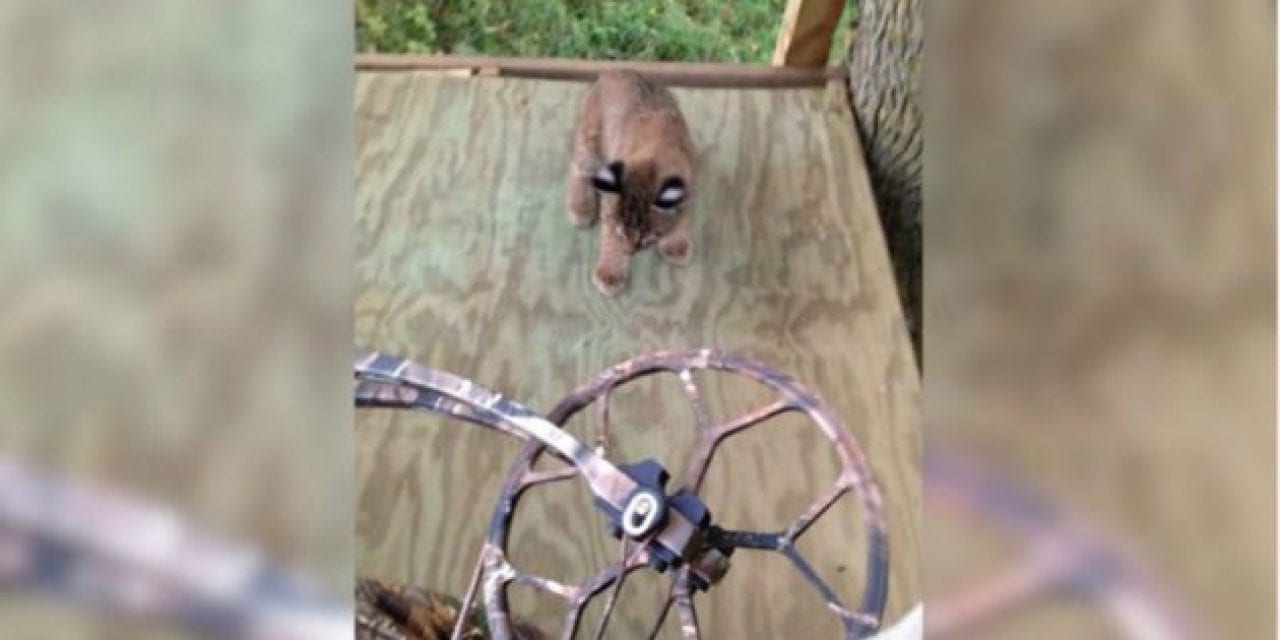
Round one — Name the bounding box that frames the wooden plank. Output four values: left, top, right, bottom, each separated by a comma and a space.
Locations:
773, 0, 846, 68
355, 72, 920, 638
355, 54, 845, 88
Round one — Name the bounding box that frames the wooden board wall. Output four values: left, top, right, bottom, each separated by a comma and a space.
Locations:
355, 71, 920, 638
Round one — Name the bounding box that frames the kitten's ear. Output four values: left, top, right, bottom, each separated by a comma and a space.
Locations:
591, 161, 623, 193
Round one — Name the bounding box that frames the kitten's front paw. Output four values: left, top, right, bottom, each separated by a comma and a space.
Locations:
567, 203, 596, 228
592, 264, 628, 297
566, 180, 598, 228
658, 236, 692, 265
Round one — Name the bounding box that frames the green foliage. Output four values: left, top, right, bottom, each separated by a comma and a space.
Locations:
356, 0, 860, 64
357, 1, 438, 54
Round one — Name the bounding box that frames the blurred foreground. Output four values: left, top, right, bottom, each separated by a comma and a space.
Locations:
0, 1, 354, 637
0, 0, 1273, 638
926, 1, 1273, 638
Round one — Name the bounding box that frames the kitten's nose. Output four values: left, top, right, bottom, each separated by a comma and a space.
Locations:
624, 230, 650, 250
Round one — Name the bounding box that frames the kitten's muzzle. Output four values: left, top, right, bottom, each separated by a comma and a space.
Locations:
621, 227, 658, 252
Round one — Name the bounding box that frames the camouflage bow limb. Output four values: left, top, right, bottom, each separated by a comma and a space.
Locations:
0, 458, 348, 640
354, 349, 709, 639
356, 348, 890, 639
925, 449, 1209, 640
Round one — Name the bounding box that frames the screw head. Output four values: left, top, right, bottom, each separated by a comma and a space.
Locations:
620, 490, 664, 538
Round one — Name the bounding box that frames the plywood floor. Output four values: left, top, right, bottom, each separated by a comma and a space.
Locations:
355, 71, 919, 638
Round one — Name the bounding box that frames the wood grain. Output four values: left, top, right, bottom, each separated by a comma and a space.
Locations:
772, 0, 846, 68
355, 71, 920, 638
355, 54, 845, 88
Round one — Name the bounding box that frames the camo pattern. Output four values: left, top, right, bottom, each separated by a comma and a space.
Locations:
355, 347, 890, 639
356, 577, 546, 640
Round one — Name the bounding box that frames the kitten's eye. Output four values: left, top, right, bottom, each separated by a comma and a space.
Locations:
591, 161, 623, 193
654, 184, 685, 210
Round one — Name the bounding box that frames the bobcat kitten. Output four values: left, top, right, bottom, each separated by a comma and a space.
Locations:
566, 70, 695, 296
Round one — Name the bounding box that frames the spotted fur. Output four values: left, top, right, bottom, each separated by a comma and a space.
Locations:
565, 70, 696, 296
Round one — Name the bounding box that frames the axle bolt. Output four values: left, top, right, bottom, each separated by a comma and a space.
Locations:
621, 490, 665, 538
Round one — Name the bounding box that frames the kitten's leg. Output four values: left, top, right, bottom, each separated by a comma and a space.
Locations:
566, 89, 602, 228
566, 161, 597, 228
658, 215, 693, 265
593, 212, 631, 296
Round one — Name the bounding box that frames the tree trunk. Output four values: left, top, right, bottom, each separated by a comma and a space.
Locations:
845, 0, 922, 363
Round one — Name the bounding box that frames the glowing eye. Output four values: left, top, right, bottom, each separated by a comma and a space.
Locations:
591, 162, 623, 193
655, 185, 684, 209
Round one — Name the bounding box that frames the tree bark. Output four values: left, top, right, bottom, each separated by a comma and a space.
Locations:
845, 0, 922, 362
